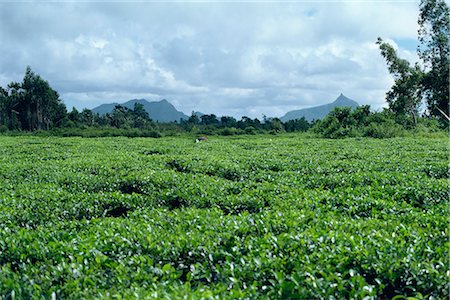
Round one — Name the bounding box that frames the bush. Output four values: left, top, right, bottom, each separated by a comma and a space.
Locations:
363, 122, 404, 138
37, 127, 163, 138
313, 107, 414, 139
244, 126, 257, 135
219, 127, 238, 136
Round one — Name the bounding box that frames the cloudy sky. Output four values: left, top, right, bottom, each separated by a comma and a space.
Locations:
0, 1, 420, 119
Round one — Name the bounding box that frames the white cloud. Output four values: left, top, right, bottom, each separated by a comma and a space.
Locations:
0, 1, 421, 118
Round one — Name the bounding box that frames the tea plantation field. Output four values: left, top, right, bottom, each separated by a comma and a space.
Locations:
0, 135, 448, 299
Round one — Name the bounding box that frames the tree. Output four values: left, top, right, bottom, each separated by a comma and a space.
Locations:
417, 0, 449, 121
220, 116, 237, 127
0, 86, 8, 127
80, 108, 95, 126
3, 66, 67, 131
111, 105, 132, 128
264, 117, 284, 133
1, 82, 21, 130
133, 103, 150, 120
67, 107, 80, 124
351, 105, 371, 126
22, 66, 67, 130
132, 103, 152, 128
200, 114, 219, 125
377, 0, 449, 124
377, 38, 424, 125
186, 112, 200, 125
238, 116, 261, 130
283, 117, 310, 132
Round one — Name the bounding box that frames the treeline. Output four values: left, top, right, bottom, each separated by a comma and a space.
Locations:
0, 68, 310, 137
179, 114, 309, 135
0, 66, 446, 139
0, 67, 159, 134
312, 105, 445, 138
181, 106, 445, 139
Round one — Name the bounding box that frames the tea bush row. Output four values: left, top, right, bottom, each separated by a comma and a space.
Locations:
0, 135, 448, 298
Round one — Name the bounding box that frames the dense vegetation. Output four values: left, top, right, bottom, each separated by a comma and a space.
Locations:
0, 71, 446, 139
0, 135, 448, 298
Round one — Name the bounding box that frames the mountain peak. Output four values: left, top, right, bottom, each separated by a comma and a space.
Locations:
280, 94, 359, 122
334, 93, 349, 103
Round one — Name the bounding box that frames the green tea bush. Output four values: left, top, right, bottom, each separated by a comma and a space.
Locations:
0, 135, 447, 298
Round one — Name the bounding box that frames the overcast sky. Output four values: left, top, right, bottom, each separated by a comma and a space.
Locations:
0, 1, 421, 119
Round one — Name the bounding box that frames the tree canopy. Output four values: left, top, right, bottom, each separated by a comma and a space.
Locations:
1, 66, 67, 131
378, 0, 449, 124
418, 0, 449, 120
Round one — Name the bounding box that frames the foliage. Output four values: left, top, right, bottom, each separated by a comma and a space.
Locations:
418, 0, 450, 121
313, 105, 379, 138
0, 66, 445, 138
312, 105, 446, 139
284, 117, 310, 132
44, 127, 163, 138
200, 114, 219, 125
363, 120, 405, 138
376, 38, 423, 125
108, 104, 155, 129
378, 0, 449, 124
0, 135, 448, 298
0, 67, 314, 136
0, 66, 67, 131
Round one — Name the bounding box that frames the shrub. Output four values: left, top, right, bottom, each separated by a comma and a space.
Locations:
244, 126, 257, 135
363, 122, 404, 138
219, 127, 238, 136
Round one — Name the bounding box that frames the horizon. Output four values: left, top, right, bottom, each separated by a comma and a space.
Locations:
0, 1, 420, 119
89, 92, 358, 120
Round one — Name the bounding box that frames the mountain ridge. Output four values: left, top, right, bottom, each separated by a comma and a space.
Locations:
91, 94, 359, 123
92, 99, 189, 122
280, 94, 359, 122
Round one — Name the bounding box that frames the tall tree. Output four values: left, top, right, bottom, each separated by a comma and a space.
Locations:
0, 86, 7, 127
377, 0, 449, 124
133, 103, 150, 120
111, 105, 132, 128
132, 103, 152, 128
80, 108, 95, 126
5, 81, 25, 130
417, 0, 449, 121
67, 107, 80, 124
6, 66, 67, 130
187, 112, 200, 125
377, 38, 424, 125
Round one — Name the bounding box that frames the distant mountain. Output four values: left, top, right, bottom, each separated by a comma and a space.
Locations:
92, 99, 189, 122
280, 94, 359, 122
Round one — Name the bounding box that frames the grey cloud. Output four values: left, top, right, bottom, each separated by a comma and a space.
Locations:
0, 1, 420, 118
